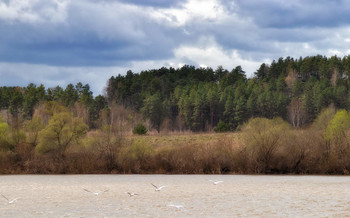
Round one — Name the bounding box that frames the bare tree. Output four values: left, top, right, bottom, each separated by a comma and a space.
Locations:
287, 98, 306, 128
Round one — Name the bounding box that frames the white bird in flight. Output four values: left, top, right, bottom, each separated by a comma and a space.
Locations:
151, 183, 167, 191
1, 194, 19, 204
168, 204, 184, 209
83, 188, 109, 196
125, 192, 138, 197
209, 180, 223, 185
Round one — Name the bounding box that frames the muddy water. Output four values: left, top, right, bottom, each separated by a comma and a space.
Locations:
0, 175, 349, 217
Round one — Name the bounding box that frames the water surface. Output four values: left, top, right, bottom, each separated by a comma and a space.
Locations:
0, 175, 349, 217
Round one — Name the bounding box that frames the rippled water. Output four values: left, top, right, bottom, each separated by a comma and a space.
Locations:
0, 175, 350, 217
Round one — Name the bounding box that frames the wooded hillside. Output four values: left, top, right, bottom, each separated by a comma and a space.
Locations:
106, 55, 350, 132
1, 55, 350, 174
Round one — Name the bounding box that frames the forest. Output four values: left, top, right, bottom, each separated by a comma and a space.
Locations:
106, 55, 350, 132
1, 54, 350, 174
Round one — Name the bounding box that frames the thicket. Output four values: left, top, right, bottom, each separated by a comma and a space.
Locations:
133, 123, 148, 135
2, 106, 350, 174
1, 55, 350, 174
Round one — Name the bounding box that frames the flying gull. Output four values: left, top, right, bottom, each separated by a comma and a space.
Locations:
125, 192, 139, 197
209, 180, 223, 185
168, 204, 184, 209
151, 183, 167, 191
83, 188, 109, 196
1, 194, 19, 204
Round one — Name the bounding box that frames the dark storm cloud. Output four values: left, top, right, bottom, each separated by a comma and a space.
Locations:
1, 0, 350, 94
1, 0, 350, 68
0, 0, 180, 66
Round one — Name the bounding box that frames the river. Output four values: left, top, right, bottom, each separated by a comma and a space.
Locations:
0, 175, 349, 217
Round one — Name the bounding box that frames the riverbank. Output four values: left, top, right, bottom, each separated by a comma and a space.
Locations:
1, 122, 350, 175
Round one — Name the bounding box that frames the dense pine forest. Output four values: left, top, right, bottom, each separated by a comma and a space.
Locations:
2, 55, 350, 174
106, 55, 350, 132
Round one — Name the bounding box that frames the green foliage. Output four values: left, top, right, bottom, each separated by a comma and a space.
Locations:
92, 95, 107, 118
130, 140, 154, 161
9, 88, 24, 127
22, 83, 44, 118
324, 109, 350, 141
36, 112, 88, 155
62, 83, 79, 107
333, 84, 348, 108
255, 63, 269, 80
25, 116, 45, 146
43, 101, 69, 117
133, 123, 148, 135
0, 117, 11, 151
141, 93, 166, 132
0, 118, 9, 136
234, 96, 247, 128
118, 139, 154, 173
214, 121, 231, 132
9, 129, 26, 146
0, 115, 24, 151
313, 106, 336, 130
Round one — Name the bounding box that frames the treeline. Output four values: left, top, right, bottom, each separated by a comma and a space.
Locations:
0, 83, 108, 129
2, 55, 350, 133
106, 55, 350, 132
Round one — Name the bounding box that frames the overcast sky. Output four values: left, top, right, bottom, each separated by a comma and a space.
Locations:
1, 0, 350, 95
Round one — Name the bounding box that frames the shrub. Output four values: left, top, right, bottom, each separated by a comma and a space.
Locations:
214, 121, 231, 132
324, 109, 350, 141
25, 116, 45, 147
323, 110, 350, 172
242, 117, 290, 173
313, 106, 336, 131
118, 140, 154, 173
36, 112, 88, 155
133, 123, 148, 135
86, 125, 122, 171
0, 119, 12, 151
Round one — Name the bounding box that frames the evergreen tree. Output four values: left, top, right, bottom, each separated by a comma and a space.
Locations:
233, 96, 247, 128
141, 93, 166, 133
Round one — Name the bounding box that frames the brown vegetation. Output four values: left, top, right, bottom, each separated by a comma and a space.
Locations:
2, 104, 350, 175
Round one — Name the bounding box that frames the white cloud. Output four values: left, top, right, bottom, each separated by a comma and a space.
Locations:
327, 49, 343, 56
172, 37, 261, 76
0, 0, 40, 23
119, 36, 263, 77
0, 62, 121, 95
151, 0, 229, 26
0, 0, 69, 24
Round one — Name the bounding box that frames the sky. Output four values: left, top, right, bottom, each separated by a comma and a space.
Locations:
1, 0, 350, 95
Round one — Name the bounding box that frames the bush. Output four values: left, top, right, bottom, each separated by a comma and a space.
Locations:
242, 117, 290, 173
313, 106, 336, 130
0, 120, 12, 151
118, 140, 154, 173
214, 121, 231, 132
133, 123, 148, 135
36, 112, 88, 155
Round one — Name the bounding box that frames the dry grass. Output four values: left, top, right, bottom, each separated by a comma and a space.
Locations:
127, 132, 241, 149
118, 132, 243, 174
2, 126, 350, 174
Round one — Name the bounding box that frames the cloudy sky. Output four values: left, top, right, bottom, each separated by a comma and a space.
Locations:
1, 0, 350, 95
